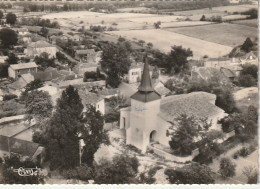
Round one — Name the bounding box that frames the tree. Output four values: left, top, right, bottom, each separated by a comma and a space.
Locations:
40, 27, 49, 38
81, 105, 110, 166
240, 64, 258, 80
200, 15, 206, 21
1, 153, 44, 184
218, 157, 236, 179
34, 52, 55, 70
167, 114, 200, 156
94, 155, 139, 184
0, 10, 3, 20
153, 21, 161, 29
100, 42, 131, 82
215, 88, 236, 113
166, 45, 193, 74
238, 74, 256, 87
241, 37, 254, 52
44, 85, 83, 170
164, 163, 215, 184
6, 53, 18, 65
0, 28, 18, 47
0, 63, 9, 78
6, 13, 17, 25
25, 79, 43, 92
24, 90, 53, 123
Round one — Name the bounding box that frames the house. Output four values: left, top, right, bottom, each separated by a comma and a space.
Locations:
8, 62, 38, 79
153, 80, 171, 97
14, 28, 30, 36
69, 34, 82, 42
0, 120, 44, 163
120, 62, 227, 153
240, 51, 258, 66
25, 40, 57, 58
19, 34, 32, 44
78, 90, 105, 115
59, 34, 70, 41
0, 56, 8, 64
75, 49, 98, 63
124, 62, 154, 84
97, 88, 119, 99
73, 63, 98, 75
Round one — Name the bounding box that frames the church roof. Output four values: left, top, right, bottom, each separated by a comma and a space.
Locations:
159, 92, 225, 121
131, 60, 161, 102
138, 61, 153, 92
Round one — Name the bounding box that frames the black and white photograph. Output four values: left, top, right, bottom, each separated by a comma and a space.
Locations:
0, 0, 258, 185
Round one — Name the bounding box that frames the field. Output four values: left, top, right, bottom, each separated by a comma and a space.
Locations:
107, 29, 233, 59
166, 23, 257, 47
173, 4, 257, 20
232, 19, 258, 28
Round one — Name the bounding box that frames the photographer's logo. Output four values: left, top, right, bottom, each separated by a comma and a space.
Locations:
13, 167, 41, 176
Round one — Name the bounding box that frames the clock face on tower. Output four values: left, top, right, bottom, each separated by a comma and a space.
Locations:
134, 104, 146, 112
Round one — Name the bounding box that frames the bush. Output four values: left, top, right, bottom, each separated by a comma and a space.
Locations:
3, 94, 18, 101
238, 74, 256, 87
61, 164, 94, 181
218, 157, 236, 179
83, 70, 105, 82
239, 147, 249, 157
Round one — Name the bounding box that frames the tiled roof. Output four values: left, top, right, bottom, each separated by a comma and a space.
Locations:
76, 49, 95, 55
97, 88, 118, 96
193, 67, 229, 82
159, 92, 224, 121
220, 68, 235, 78
9, 62, 38, 70
78, 90, 104, 105
21, 73, 34, 83
28, 40, 54, 48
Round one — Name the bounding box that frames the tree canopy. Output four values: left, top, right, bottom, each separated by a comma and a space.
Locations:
165, 163, 215, 184
241, 37, 254, 52
44, 85, 83, 170
100, 42, 131, 88
1, 153, 44, 184
6, 53, 18, 65
24, 90, 53, 123
34, 52, 55, 70
25, 79, 44, 92
94, 154, 139, 184
6, 13, 17, 25
0, 28, 18, 47
81, 104, 110, 166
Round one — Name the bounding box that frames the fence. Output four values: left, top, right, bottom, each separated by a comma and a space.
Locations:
148, 144, 199, 163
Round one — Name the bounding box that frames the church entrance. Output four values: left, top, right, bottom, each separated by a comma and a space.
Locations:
149, 130, 157, 143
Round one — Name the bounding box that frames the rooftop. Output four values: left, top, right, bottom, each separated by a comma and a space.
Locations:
159, 92, 224, 121
76, 49, 95, 55
78, 90, 104, 105
28, 40, 54, 48
9, 62, 38, 70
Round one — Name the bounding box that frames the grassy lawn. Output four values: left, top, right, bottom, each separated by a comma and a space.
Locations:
165, 23, 257, 47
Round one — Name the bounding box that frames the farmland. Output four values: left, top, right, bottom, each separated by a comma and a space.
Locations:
166, 23, 257, 47
107, 29, 233, 59
232, 19, 258, 28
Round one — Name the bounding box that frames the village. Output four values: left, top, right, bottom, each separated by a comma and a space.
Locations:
0, 0, 258, 185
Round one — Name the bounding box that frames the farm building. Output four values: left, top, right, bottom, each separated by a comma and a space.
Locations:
8, 62, 38, 79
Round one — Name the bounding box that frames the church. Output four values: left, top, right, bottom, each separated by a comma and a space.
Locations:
120, 61, 227, 153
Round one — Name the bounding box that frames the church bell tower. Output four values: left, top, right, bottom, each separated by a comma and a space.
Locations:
127, 59, 161, 153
